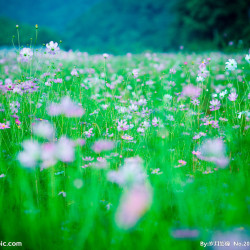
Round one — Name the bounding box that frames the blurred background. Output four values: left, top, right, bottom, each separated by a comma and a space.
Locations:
0, 0, 249, 53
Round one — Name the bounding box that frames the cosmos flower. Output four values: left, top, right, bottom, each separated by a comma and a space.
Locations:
18, 140, 41, 167
115, 184, 152, 230
32, 121, 55, 140
48, 96, 84, 117
228, 92, 238, 101
71, 68, 78, 76
182, 84, 201, 98
46, 41, 60, 55
209, 99, 221, 111
18, 48, 33, 63
0, 123, 10, 129
121, 135, 134, 141
92, 139, 115, 153
196, 138, 229, 168
117, 120, 129, 131
9, 101, 20, 113
225, 59, 237, 71
107, 157, 146, 187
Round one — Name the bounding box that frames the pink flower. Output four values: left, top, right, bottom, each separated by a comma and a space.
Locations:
117, 120, 129, 131
115, 184, 152, 229
209, 99, 221, 111
121, 135, 134, 141
228, 92, 238, 101
71, 68, 78, 76
182, 84, 201, 98
92, 140, 115, 153
192, 151, 201, 156
178, 160, 187, 165
48, 96, 84, 117
0, 123, 10, 129
197, 138, 229, 168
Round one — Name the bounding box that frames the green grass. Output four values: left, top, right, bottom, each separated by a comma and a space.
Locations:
0, 50, 249, 249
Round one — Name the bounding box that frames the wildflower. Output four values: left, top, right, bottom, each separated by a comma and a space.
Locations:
225, 59, 237, 71
228, 92, 238, 101
92, 140, 115, 153
18, 140, 41, 167
32, 121, 55, 140
83, 128, 94, 138
152, 117, 159, 127
107, 157, 146, 187
55, 137, 75, 163
245, 54, 250, 63
209, 99, 221, 111
151, 168, 162, 175
115, 184, 152, 230
182, 84, 201, 98
71, 68, 78, 76
0, 123, 10, 129
10, 101, 20, 113
196, 75, 204, 82
178, 160, 187, 166
48, 96, 84, 117
117, 120, 129, 131
192, 151, 201, 156
191, 99, 200, 106
197, 138, 229, 168
121, 135, 134, 141
46, 41, 60, 55
103, 53, 109, 59
19, 48, 33, 63
132, 69, 139, 78
137, 127, 145, 133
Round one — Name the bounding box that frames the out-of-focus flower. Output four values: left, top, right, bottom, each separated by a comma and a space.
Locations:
48, 96, 84, 117
182, 84, 201, 98
18, 140, 41, 167
32, 121, 55, 140
171, 229, 200, 239
55, 137, 75, 163
115, 184, 152, 230
225, 59, 237, 71
46, 41, 60, 55
196, 138, 229, 168
71, 68, 78, 76
245, 54, 250, 63
92, 139, 115, 153
132, 69, 139, 78
107, 157, 146, 187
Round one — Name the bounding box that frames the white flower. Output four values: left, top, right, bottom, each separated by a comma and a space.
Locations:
32, 121, 55, 140
225, 59, 237, 71
245, 54, 250, 64
18, 140, 41, 167
196, 75, 204, 82
19, 48, 33, 63
46, 41, 60, 55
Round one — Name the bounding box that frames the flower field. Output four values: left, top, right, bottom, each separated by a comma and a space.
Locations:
0, 44, 249, 249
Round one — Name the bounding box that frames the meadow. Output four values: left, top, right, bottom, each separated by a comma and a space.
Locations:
0, 41, 249, 249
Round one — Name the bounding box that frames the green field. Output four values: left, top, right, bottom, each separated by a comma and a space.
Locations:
0, 46, 249, 249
